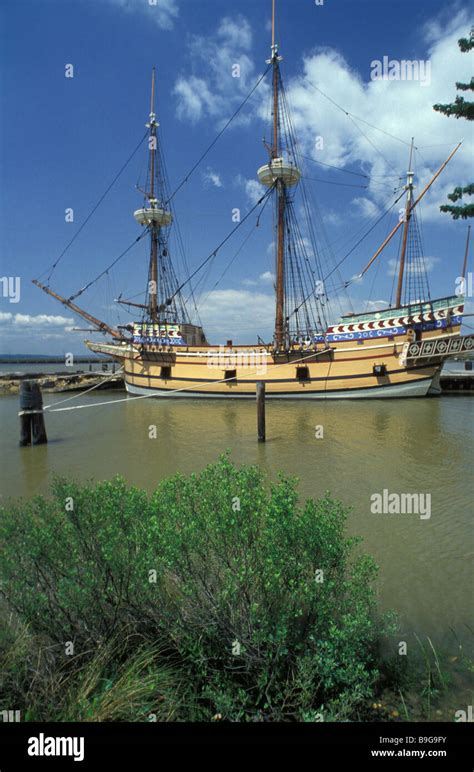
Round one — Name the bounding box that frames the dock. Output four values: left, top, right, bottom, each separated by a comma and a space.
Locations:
440, 372, 474, 393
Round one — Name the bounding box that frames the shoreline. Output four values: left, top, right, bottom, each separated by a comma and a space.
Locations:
0, 371, 125, 395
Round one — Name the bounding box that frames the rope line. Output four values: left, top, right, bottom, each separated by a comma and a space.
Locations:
166, 65, 272, 206
68, 231, 149, 302
305, 80, 413, 148
46, 350, 330, 413
39, 131, 148, 284
164, 187, 274, 305
288, 188, 406, 321
44, 367, 124, 411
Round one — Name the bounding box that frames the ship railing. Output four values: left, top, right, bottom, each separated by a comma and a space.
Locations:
400, 333, 474, 364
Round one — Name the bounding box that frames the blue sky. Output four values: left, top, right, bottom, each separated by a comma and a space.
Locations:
0, 0, 472, 353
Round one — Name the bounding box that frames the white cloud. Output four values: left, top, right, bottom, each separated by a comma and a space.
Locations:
0, 313, 74, 327
364, 299, 390, 311
323, 209, 343, 226
236, 175, 266, 206
241, 270, 275, 288
387, 256, 440, 276
217, 16, 253, 50
174, 77, 218, 123
198, 288, 274, 342
281, 10, 471, 222
352, 197, 380, 219
177, 9, 471, 223
241, 278, 258, 286
106, 0, 179, 30
174, 15, 259, 124
202, 167, 223, 188
328, 295, 391, 318
422, 7, 469, 45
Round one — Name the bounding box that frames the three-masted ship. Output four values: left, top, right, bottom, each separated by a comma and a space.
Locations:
34, 1, 472, 399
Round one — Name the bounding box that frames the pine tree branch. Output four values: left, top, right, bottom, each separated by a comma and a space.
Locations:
447, 184, 474, 203
433, 96, 474, 120
435, 30, 473, 220
458, 36, 474, 53
455, 78, 474, 92
439, 203, 474, 220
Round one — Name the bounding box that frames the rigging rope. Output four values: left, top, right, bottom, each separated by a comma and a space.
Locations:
195, 210, 267, 308
67, 229, 150, 302
288, 188, 406, 320
39, 131, 148, 284
298, 153, 402, 181
346, 113, 400, 176
324, 190, 406, 284
166, 64, 272, 206
305, 80, 414, 148
302, 174, 396, 191
275, 70, 339, 328
163, 187, 274, 306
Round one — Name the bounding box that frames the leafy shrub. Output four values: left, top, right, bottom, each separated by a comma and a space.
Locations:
0, 456, 390, 721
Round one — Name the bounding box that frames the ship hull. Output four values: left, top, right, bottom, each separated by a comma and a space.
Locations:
86, 296, 469, 400
124, 375, 434, 399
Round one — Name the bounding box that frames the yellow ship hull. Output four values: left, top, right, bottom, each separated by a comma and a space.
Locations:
87, 325, 464, 400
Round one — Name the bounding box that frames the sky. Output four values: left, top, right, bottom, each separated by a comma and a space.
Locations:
0, 0, 472, 353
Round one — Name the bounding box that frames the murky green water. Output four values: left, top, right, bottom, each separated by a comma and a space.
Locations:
0, 390, 472, 652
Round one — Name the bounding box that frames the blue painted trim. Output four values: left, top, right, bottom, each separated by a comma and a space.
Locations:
314, 316, 462, 343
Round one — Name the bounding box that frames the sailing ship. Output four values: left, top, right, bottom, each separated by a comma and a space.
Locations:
34, 0, 473, 399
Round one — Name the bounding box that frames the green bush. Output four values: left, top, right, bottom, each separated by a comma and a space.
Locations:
0, 456, 390, 721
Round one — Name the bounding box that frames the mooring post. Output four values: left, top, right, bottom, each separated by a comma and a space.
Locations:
256, 381, 266, 442
19, 381, 48, 446
19, 382, 32, 447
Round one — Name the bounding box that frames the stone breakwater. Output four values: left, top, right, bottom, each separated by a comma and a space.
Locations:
0, 372, 125, 396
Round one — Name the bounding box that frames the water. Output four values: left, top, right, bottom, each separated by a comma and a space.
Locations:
0, 390, 472, 653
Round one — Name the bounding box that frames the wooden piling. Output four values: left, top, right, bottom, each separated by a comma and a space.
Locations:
19, 411, 32, 446
256, 381, 266, 442
19, 381, 48, 446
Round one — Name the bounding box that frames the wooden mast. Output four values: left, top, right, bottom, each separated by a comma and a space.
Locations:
395, 138, 415, 307
148, 67, 158, 322
272, 0, 285, 350
32, 280, 122, 339
357, 142, 462, 282
461, 224, 471, 281
271, 0, 278, 159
